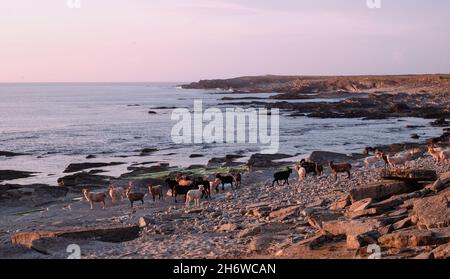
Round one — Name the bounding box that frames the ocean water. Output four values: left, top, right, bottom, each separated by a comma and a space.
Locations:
0, 83, 444, 185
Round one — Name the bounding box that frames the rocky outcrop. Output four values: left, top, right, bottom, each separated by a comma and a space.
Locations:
63, 162, 124, 173
0, 170, 36, 182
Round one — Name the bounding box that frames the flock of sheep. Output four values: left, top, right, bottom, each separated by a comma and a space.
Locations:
81, 144, 449, 210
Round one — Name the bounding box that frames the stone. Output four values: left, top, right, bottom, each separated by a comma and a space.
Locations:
248, 235, 274, 252
63, 162, 124, 173
345, 208, 378, 220
413, 195, 450, 229
378, 228, 450, 248
305, 208, 344, 230
414, 252, 434, 259
295, 232, 331, 250
348, 198, 372, 212
11, 225, 140, 248
392, 217, 413, 231
428, 171, 450, 192
216, 223, 239, 232
322, 219, 381, 237
269, 206, 301, 221
346, 231, 379, 250
329, 195, 351, 210
431, 243, 450, 259
349, 181, 409, 202
138, 216, 155, 228
237, 225, 263, 238
248, 206, 271, 218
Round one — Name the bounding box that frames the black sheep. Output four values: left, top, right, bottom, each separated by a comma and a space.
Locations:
165, 178, 178, 197
272, 168, 293, 186
195, 177, 211, 199
216, 174, 234, 191
173, 184, 195, 203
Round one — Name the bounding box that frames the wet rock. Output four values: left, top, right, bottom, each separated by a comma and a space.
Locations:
63, 162, 124, 173
139, 148, 158, 156
247, 153, 292, 168
148, 111, 157, 114
308, 151, 353, 165
0, 170, 36, 182
86, 155, 96, 159
413, 195, 449, 229
189, 154, 204, 158
0, 151, 27, 157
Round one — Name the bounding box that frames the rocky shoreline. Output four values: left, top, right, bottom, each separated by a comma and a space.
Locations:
1, 130, 450, 259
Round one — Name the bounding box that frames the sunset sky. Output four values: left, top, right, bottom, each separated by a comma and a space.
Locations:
1, 0, 449, 82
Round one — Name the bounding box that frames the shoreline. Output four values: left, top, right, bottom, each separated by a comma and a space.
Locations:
1, 129, 450, 259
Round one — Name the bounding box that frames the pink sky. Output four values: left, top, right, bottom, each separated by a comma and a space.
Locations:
1, 0, 449, 82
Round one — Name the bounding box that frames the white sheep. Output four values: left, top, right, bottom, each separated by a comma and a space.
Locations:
387, 152, 412, 168
294, 165, 306, 182
364, 153, 382, 169
185, 185, 204, 208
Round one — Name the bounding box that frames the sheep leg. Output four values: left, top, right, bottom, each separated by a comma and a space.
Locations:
141, 199, 144, 205
286, 179, 289, 185
90, 201, 93, 210
347, 171, 351, 179
130, 201, 133, 208
102, 200, 106, 210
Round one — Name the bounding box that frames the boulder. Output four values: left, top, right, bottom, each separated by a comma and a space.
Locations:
329, 195, 351, 210
322, 219, 381, 237
0, 170, 36, 182
428, 171, 450, 192
303, 208, 344, 230
346, 231, 379, 250
378, 228, 450, 248
269, 206, 301, 221
237, 225, 263, 238
392, 217, 413, 231
248, 235, 274, 252
349, 181, 409, 202
345, 208, 378, 220
63, 162, 124, 173
431, 243, 450, 259
348, 198, 372, 212
11, 225, 140, 249
308, 151, 352, 165
413, 195, 450, 229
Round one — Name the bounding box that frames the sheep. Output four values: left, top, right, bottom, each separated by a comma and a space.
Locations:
272, 168, 293, 186
210, 178, 221, 193
328, 161, 352, 181
147, 184, 164, 202
299, 159, 323, 176
124, 186, 145, 208
363, 147, 376, 155
364, 152, 383, 168
427, 146, 442, 163
107, 184, 125, 204
216, 174, 234, 191
386, 152, 412, 168
294, 165, 306, 182
165, 178, 178, 197
173, 184, 195, 203
195, 177, 211, 199
440, 150, 450, 164
185, 185, 204, 208
82, 189, 107, 210
233, 172, 242, 188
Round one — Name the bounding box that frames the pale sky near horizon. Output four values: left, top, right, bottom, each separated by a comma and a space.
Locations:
1, 0, 449, 82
